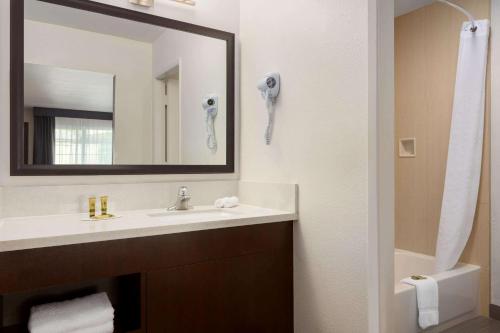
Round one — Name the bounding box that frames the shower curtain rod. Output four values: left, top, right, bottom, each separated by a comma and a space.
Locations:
436, 0, 477, 32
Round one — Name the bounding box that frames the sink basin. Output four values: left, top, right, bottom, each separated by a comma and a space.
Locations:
148, 208, 243, 222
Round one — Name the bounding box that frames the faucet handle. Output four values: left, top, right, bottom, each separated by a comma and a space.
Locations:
178, 186, 189, 197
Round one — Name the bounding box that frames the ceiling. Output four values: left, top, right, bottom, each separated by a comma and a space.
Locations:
395, 0, 434, 17
24, 63, 115, 112
26, 0, 432, 34
25, 0, 167, 43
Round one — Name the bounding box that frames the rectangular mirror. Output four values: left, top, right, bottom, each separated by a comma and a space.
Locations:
11, 0, 235, 175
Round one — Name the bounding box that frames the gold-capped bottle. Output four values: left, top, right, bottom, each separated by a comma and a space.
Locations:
100, 196, 108, 216
88, 197, 96, 218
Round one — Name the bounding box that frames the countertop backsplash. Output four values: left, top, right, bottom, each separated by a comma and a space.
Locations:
0, 181, 298, 219
0, 181, 238, 218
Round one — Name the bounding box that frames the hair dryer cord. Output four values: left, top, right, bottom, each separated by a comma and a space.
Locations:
206, 113, 217, 152
265, 96, 275, 145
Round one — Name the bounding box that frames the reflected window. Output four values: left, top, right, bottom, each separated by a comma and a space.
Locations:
54, 117, 113, 165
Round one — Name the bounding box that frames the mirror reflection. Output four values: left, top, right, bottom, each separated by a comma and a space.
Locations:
23, 0, 227, 166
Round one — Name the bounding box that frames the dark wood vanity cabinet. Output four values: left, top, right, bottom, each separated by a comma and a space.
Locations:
0, 222, 293, 333
147, 251, 292, 333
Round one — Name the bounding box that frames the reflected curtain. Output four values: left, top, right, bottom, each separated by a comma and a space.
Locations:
33, 115, 55, 165
54, 117, 113, 165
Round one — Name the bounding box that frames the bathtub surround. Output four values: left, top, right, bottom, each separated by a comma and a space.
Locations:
435, 19, 490, 272
395, 0, 491, 315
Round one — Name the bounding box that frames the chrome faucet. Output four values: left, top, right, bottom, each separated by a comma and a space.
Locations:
168, 186, 191, 211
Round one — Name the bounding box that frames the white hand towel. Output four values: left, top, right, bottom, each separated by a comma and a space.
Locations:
435, 20, 490, 272
223, 196, 239, 208
69, 321, 114, 333
401, 276, 439, 330
214, 196, 239, 208
28, 292, 114, 333
214, 198, 225, 208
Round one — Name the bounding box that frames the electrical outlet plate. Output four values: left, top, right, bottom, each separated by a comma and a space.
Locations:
129, 0, 154, 7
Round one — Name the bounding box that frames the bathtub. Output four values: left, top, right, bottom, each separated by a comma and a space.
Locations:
395, 249, 480, 332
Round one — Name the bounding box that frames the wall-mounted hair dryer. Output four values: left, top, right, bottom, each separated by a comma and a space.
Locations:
203, 94, 218, 153
257, 73, 280, 145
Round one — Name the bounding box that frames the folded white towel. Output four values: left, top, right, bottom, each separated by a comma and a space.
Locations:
69, 321, 114, 333
28, 292, 114, 333
214, 196, 239, 208
401, 276, 439, 330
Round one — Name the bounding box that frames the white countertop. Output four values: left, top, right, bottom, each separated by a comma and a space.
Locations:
0, 205, 297, 253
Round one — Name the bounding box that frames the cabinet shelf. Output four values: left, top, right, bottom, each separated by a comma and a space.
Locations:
1, 325, 143, 333
0, 274, 142, 333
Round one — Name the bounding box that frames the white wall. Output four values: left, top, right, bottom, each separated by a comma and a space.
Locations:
24, 19, 153, 165
0, 0, 239, 189
239, 0, 371, 331
153, 30, 227, 165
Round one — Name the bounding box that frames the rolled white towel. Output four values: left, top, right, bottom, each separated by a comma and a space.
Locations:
28, 292, 114, 333
214, 198, 224, 208
214, 196, 239, 208
69, 321, 114, 333
224, 196, 239, 208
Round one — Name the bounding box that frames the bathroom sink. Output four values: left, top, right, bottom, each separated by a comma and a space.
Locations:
147, 208, 243, 222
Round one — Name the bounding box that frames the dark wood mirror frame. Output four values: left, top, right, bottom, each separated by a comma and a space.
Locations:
10, 0, 235, 176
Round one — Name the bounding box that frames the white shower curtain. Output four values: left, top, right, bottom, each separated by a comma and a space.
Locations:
435, 20, 490, 272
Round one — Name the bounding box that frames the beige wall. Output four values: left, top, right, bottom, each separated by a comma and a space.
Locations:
240, 0, 372, 331
395, 0, 491, 315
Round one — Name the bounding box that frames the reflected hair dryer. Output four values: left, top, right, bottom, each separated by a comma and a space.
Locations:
203, 94, 218, 153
